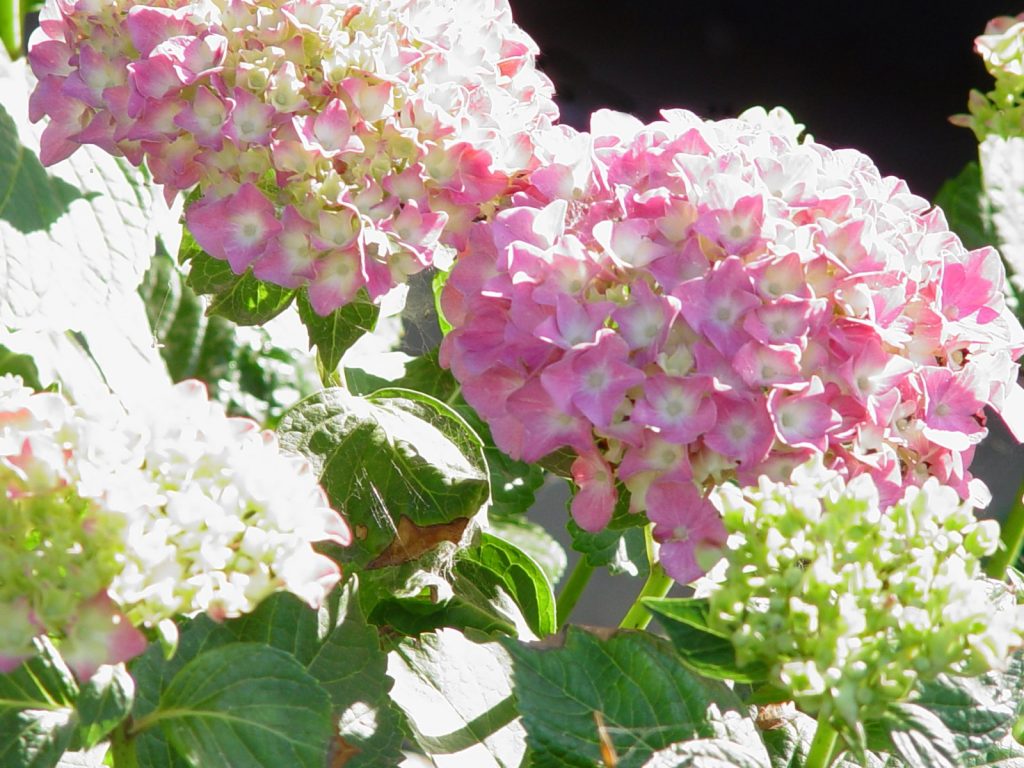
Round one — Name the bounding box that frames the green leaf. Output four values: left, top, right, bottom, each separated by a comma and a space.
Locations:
278, 387, 489, 569
505, 627, 750, 768
487, 515, 567, 590
229, 585, 405, 768
0, 343, 43, 388
910, 652, 1024, 765
149, 644, 333, 768
180, 232, 296, 326
390, 629, 526, 768
884, 703, 958, 768
457, 533, 557, 637
643, 740, 769, 768
567, 488, 649, 577
643, 597, 769, 684
761, 710, 902, 768
75, 665, 133, 749
129, 616, 236, 768
934, 162, 997, 251
0, 58, 167, 332
0, 104, 91, 234
140, 246, 317, 426
296, 289, 378, 375
0, 640, 79, 768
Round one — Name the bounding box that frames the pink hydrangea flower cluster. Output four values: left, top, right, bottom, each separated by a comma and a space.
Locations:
28, 0, 557, 314
439, 108, 1024, 584
0, 375, 349, 679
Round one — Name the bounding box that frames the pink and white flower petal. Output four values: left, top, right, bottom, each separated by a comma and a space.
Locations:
186, 183, 281, 272
704, 394, 775, 466
631, 375, 717, 444
569, 451, 618, 532
646, 478, 726, 584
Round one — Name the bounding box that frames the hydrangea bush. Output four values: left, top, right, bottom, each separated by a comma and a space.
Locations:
3, 1, 1024, 767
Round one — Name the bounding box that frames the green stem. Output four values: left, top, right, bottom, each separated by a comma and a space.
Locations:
986, 474, 1024, 579
805, 718, 840, 768
109, 724, 139, 768
618, 525, 673, 631
555, 557, 595, 630
0, 0, 21, 60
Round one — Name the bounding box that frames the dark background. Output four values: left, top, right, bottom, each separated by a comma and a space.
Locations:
513, 1, 1016, 201
509, 1, 1024, 623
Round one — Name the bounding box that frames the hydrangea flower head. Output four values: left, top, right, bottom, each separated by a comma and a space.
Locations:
28, 0, 557, 314
0, 376, 348, 678
110, 380, 351, 625
0, 375, 146, 678
706, 458, 1024, 745
440, 107, 1024, 583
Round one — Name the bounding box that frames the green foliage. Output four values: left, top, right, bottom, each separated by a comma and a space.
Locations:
139, 246, 317, 426
178, 231, 296, 326
0, 343, 43, 389
644, 598, 770, 684
0, 105, 92, 234
567, 486, 649, 578
75, 666, 133, 750
296, 289, 378, 375
0, 641, 78, 768
505, 627, 756, 768
934, 163, 998, 251
278, 386, 490, 569
228, 584, 405, 768
457, 533, 557, 638
390, 629, 525, 767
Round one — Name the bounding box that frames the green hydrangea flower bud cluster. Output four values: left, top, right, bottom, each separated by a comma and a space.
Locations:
706, 457, 1024, 740
953, 14, 1024, 140
0, 375, 139, 675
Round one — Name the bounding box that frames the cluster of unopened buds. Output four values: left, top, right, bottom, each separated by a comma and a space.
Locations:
953, 13, 1024, 139
706, 458, 1024, 744
28, 0, 558, 313
440, 107, 1024, 583
0, 376, 348, 679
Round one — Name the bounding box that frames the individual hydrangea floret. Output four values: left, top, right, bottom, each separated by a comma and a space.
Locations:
0, 376, 349, 679
439, 107, 1024, 584
952, 13, 1024, 139
28, 0, 558, 314
705, 457, 1024, 745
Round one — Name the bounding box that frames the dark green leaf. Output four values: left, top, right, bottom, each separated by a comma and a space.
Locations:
644, 597, 769, 684
457, 534, 557, 637
0, 640, 79, 768
504, 627, 748, 768
487, 515, 567, 590
0, 104, 91, 234
390, 629, 525, 767
76, 665, 133, 749
179, 232, 295, 326
152, 644, 333, 768
934, 162, 997, 251
277, 387, 489, 569
761, 710, 901, 768
229, 584, 405, 768
0, 344, 43, 389
297, 289, 378, 374
567, 487, 649, 577
129, 616, 236, 768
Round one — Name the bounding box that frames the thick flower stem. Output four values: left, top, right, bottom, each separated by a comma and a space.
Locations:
110, 724, 139, 768
986, 476, 1024, 579
619, 525, 673, 631
555, 557, 595, 630
0, 0, 22, 60
805, 718, 840, 768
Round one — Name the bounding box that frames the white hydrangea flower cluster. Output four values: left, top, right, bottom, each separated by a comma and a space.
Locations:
707, 457, 1024, 739
111, 380, 350, 624
0, 376, 348, 679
